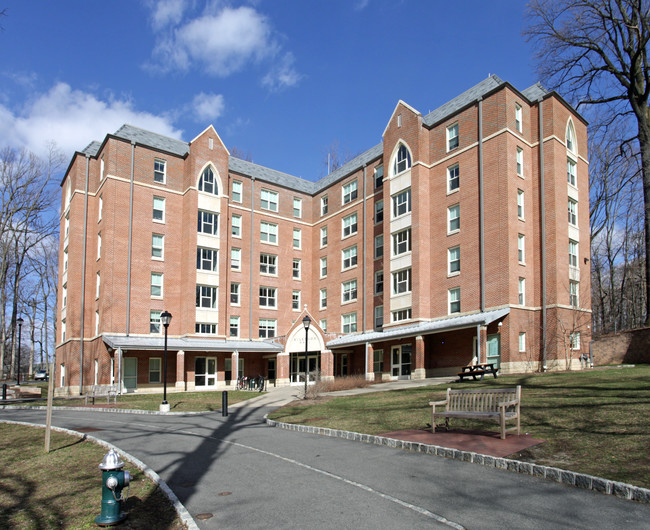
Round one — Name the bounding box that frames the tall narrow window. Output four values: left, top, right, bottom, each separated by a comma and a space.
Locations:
515, 104, 522, 132
320, 226, 328, 247
447, 123, 459, 151
393, 144, 412, 175
320, 257, 327, 278
448, 204, 460, 233
570, 281, 579, 307
447, 164, 459, 192
320, 288, 327, 309
150, 310, 162, 334
98, 195, 103, 221
321, 195, 328, 216
96, 272, 100, 299
517, 190, 525, 219
152, 234, 164, 259
232, 180, 243, 202
375, 271, 384, 294
343, 180, 358, 204
230, 282, 240, 305
519, 332, 526, 352
342, 245, 357, 270
392, 268, 412, 294
151, 272, 163, 297
516, 148, 523, 177
342, 279, 358, 303
569, 240, 579, 268
375, 200, 384, 223
293, 258, 301, 279
375, 306, 384, 329
154, 159, 166, 183
231, 214, 242, 238
568, 199, 578, 226
97, 233, 102, 259
567, 158, 577, 186
518, 277, 526, 305
449, 287, 461, 314
374, 165, 384, 189
230, 316, 240, 338
199, 167, 218, 194
448, 246, 460, 275
518, 234, 525, 263
231, 248, 241, 270
342, 213, 358, 238
293, 197, 302, 218
374, 235, 383, 259
292, 290, 301, 310
153, 197, 165, 222
293, 228, 301, 249
566, 121, 576, 153
392, 189, 411, 217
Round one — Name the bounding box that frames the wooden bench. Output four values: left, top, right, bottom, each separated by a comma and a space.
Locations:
457, 363, 498, 382
429, 386, 521, 439
85, 385, 118, 405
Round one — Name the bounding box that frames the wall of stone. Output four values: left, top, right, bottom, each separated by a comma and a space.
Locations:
592, 328, 650, 365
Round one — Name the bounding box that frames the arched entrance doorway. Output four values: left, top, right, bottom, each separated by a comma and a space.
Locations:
285, 324, 326, 385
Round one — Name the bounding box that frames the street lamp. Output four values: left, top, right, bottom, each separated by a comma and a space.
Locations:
16, 317, 24, 386
302, 315, 311, 400
160, 311, 172, 412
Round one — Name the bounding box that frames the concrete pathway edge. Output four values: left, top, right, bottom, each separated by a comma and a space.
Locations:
1, 420, 199, 530
264, 416, 650, 504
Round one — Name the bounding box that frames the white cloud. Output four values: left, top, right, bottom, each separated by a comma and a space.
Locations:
262, 52, 302, 92
191, 92, 225, 122
148, 0, 187, 30
0, 83, 183, 159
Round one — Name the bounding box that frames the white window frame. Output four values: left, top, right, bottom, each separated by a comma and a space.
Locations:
293, 258, 301, 280
518, 277, 526, 305
392, 308, 412, 322
320, 226, 328, 247
570, 281, 579, 307
150, 310, 162, 334
198, 210, 219, 236
374, 234, 383, 259
97, 232, 102, 259
261, 189, 279, 212
519, 332, 526, 352
570, 331, 581, 350
231, 248, 241, 271
375, 270, 384, 294
229, 316, 240, 338
293, 197, 303, 218
261, 221, 278, 244
96, 272, 100, 299
198, 167, 218, 195
153, 196, 165, 222
447, 164, 459, 192
293, 228, 302, 249
343, 180, 358, 205
197, 247, 218, 272
321, 195, 328, 216
518, 234, 526, 264
342, 245, 358, 270
375, 306, 384, 329
342, 279, 358, 303
393, 144, 412, 175
232, 180, 243, 203
515, 104, 522, 133
342, 312, 357, 334
320, 288, 327, 309
320, 256, 327, 278
292, 290, 301, 311
259, 286, 277, 308
320, 319, 327, 332
260, 253, 278, 276
567, 158, 577, 187
568, 199, 578, 226
392, 268, 412, 295
569, 240, 579, 268
392, 189, 411, 218
342, 213, 358, 238
151, 272, 163, 298
447, 123, 459, 151
448, 246, 460, 275
259, 319, 277, 339
517, 189, 525, 220
516, 147, 523, 177
448, 204, 460, 233
392, 228, 411, 256
231, 214, 242, 238
98, 195, 103, 222
149, 357, 161, 383
154, 159, 166, 183
374, 165, 384, 189
152, 233, 164, 259
230, 282, 240, 305
449, 287, 461, 314
375, 200, 384, 224
196, 285, 217, 309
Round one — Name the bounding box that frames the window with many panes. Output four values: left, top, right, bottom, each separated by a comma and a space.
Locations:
230, 282, 240, 305
293, 197, 302, 218
232, 180, 242, 202
198, 167, 218, 194
342, 279, 358, 303
259, 287, 277, 308
517, 189, 525, 219
153, 197, 165, 222
392, 189, 411, 218
320, 288, 327, 309
567, 158, 577, 186
320, 256, 327, 278
569, 240, 578, 268
343, 180, 358, 204
392, 268, 412, 294
448, 246, 460, 275
375, 270, 384, 294
321, 195, 328, 216
342, 312, 357, 333
293, 258, 301, 279
231, 214, 242, 238
292, 290, 301, 310
293, 228, 301, 249
197, 248, 218, 272
570, 281, 579, 307
259, 319, 277, 338
197, 210, 219, 235
342, 245, 357, 270
449, 287, 461, 314
261, 189, 279, 211
152, 234, 164, 259
229, 316, 240, 337
154, 159, 166, 183
374, 235, 383, 259
151, 272, 163, 297
392, 228, 411, 256
150, 310, 162, 334
261, 221, 278, 244
568, 199, 578, 226
196, 323, 217, 335
260, 253, 278, 275
393, 144, 412, 175
320, 226, 328, 247
375, 200, 384, 223
231, 248, 241, 270
570, 331, 580, 350
519, 277, 526, 305
196, 285, 217, 308
342, 213, 358, 238
392, 308, 412, 322
375, 306, 384, 329
448, 204, 460, 233
447, 123, 459, 151
566, 121, 576, 153
447, 164, 459, 192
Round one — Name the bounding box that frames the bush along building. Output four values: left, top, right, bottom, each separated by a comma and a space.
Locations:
55, 75, 591, 395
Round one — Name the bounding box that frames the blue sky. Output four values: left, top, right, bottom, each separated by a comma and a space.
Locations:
0, 0, 537, 181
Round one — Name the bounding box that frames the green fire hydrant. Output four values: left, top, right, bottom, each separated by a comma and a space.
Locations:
95, 449, 131, 526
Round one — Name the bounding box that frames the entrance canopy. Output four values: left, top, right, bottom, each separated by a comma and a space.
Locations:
103, 335, 283, 353
326, 308, 510, 349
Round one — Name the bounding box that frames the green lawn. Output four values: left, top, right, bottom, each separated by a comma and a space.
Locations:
0, 423, 182, 529
269, 366, 650, 489
27, 389, 263, 412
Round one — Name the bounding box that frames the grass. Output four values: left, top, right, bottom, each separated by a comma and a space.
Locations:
0, 423, 183, 529
268, 365, 650, 489
24, 389, 263, 412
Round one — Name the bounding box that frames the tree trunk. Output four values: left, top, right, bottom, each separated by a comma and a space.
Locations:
638, 115, 650, 326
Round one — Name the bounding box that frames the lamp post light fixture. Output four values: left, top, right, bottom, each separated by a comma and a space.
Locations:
302, 315, 311, 400
160, 311, 172, 412
16, 317, 24, 386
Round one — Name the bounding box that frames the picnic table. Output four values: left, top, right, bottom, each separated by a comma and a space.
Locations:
457, 363, 498, 382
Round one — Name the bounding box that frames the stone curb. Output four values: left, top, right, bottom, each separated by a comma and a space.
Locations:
264, 417, 650, 504
0, 404, 213, 415
0, 420, 199, 529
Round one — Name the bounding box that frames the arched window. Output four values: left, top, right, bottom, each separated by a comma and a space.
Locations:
566, 120, 576, 154
392, 144, 412, 175
198, 167, 218, 195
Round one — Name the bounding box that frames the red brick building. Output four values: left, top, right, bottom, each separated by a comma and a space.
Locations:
55, 76, 591, 395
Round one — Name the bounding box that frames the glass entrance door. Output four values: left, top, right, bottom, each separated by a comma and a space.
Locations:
123, 358, 137, 391
391, 344, 412, 379
195, 357, 217, 388
290, 352, 320, 384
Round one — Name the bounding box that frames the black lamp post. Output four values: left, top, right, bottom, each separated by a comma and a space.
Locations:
160, 311, 172, 410
302, 315, 311, 399
16, 317, 24, 385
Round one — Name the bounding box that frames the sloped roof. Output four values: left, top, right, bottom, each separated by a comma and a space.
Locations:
113, 124, 189, 156
103, 334, 283, 353
521, 82, 550, 102
229, 157, 315, 194
327, 307, 510, 349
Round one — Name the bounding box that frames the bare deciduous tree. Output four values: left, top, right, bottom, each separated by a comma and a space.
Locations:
526, 0, 650, 324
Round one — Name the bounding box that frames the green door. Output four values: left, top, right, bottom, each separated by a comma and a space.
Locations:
123, 358, 137, 391
486, 334, 501, 369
